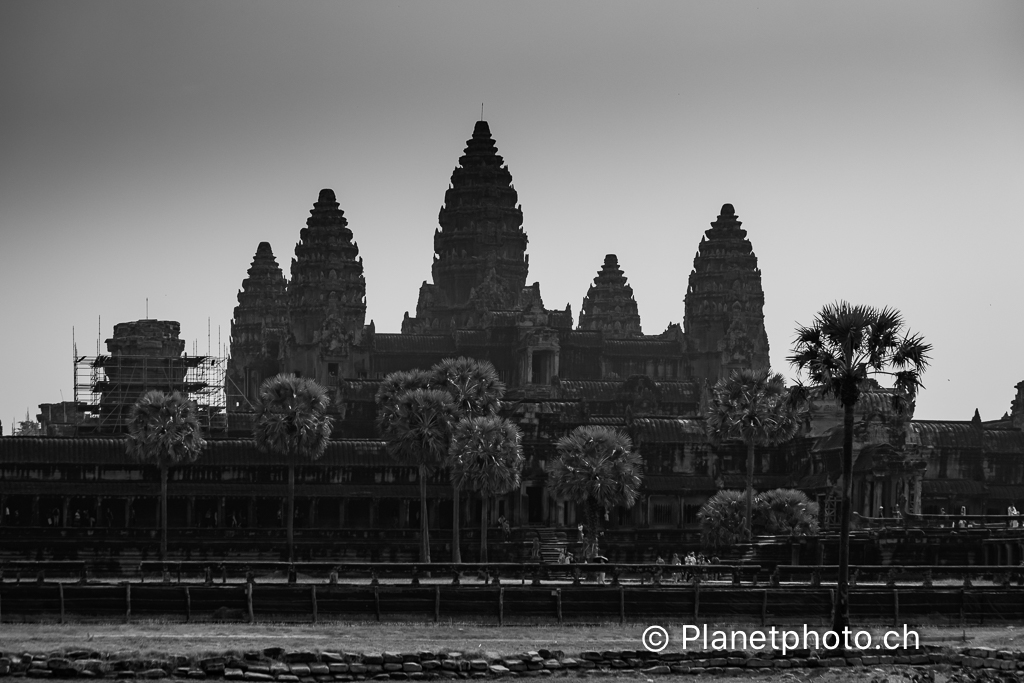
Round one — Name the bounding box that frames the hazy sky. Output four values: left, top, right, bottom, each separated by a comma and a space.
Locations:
2, 1, 1022, 432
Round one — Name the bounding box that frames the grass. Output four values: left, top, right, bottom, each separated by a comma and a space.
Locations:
0, 621, 1020, 659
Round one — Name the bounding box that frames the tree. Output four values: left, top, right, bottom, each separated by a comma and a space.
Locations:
449, 415, 523, 562
377, 387, 458, 563
699, 488, 819, 550
253, 374, 333, 564
789, 301, 930, 631
431, 357, 506, 563
126, 390, 206, 562
698, 489, 748, 550
705, 368, 800, 542
755, 488, 819, 537
547, 426, 643, 560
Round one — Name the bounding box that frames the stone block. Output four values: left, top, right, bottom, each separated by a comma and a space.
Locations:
309, 665, 330, 676
284, 655, 318, 665
641, 665, 670, 675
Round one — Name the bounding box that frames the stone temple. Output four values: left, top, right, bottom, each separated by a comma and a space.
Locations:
226, 120, 770, 408
4, 119, 1024, 567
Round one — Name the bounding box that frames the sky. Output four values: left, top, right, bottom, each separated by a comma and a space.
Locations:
1, 1, 1022, 431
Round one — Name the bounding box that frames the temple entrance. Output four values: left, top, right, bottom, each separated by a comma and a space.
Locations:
526, 486, 544, 524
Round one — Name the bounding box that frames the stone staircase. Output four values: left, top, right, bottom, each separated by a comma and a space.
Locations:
524, 527, 572, 564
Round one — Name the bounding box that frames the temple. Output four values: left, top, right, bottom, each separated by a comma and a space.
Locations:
3, 119, 1024, 567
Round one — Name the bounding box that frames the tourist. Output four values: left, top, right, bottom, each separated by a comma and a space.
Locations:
530, 533, 541, 562
670, 552, 682, 583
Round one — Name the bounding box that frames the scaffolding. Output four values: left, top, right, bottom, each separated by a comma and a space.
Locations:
73, 354, 228, 435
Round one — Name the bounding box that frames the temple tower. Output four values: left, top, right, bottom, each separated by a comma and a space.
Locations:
286, 189, 367, 384
100, 320, 187, 427
226, 241, 288, 408
683, 204, 770, 382
578, 254, 643, 338
405, 120, 528, 331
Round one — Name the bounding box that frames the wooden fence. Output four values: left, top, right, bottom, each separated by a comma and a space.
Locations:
3, 582, 1024, 625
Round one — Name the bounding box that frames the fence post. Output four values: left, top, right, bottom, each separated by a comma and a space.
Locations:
693, 581, 700, 620
184, 586, 191, 623
374, 585, 381, 622
311, 584, 318, 624
434, 585, 440, 623
246, 582, 255, 624
619, 586, 625, 625
893, 589, 899, 626
59, 583, 65, 624
761, 589, 767, 627
556, 588, 562, 624
498, 586, 504, 626
125, 583, 131, 623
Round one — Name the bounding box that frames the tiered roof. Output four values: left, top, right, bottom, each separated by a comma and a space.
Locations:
683, 203, 770, 374
229, 242, 287, 360
288, 189, 366, 354
409, 121, 528, 330
578, 254, 642, 338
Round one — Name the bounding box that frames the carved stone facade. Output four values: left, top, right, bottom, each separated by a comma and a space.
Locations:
404, 120, 528, 333
227, 242, 288, 408
683, 203, 770, 381
578, 254, 642, 338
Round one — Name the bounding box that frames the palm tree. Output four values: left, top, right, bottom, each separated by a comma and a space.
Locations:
448, 415, 523, 562
705, 368, 800, 542
377, 388, 458, 563
253, 374, 333, 563
431, 357, 506, 562
755, 488, 819, 537
375, 369, 433, 409
697, 489, 747, 551
789, 301, 930, 631
126, 390, 206, 562
547, 426, 643, 560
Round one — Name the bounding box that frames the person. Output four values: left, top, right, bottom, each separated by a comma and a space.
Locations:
499, 515, 510, 542
670, 553, 682, 583
231, 512, 239, 528
577, 523, 585, 544
557, 548, 568, 564
531, 533, 541, 562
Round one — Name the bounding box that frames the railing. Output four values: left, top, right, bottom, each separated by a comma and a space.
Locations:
774, 564, 1024, 587
0, 560, 761, 586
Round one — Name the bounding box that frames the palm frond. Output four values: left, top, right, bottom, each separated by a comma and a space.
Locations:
447, 415, 523, 495
429, 357, 505, 419
126, 390, 206, 467
378, 388, 458, 470
547, 426, 643, 511
253, 374, 333, 462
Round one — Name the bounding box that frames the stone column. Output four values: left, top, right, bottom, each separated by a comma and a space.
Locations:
31, 496, 40, 526
62, 497, 70, 528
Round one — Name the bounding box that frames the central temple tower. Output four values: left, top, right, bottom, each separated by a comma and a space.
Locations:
682, 203, 770, 382
404, 120, 529, 332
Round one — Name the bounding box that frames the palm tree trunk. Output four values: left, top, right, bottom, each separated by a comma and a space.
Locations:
287, 464, 295, 563
160, 464, 168, 563
480, 493, 488, 563
587, 500, 602, 559
452, 483, 461, 563
420, 464, 430, 563
833, 401, 855, 632
745, 441, 755, 543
